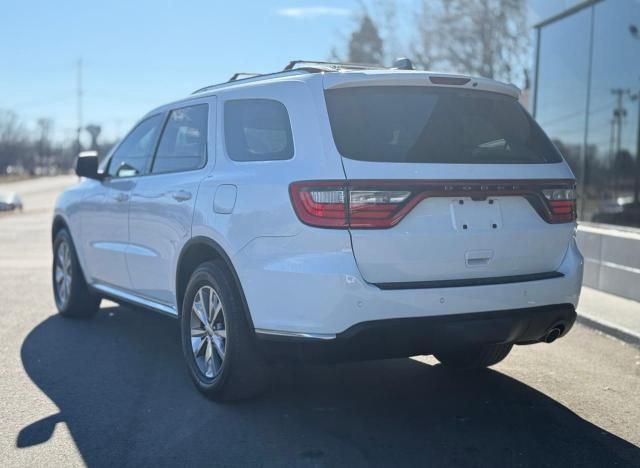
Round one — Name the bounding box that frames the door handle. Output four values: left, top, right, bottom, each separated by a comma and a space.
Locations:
112, 192, 129, 202
172, 190, 192, 202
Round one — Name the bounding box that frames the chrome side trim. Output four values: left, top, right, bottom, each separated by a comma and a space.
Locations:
254, 328, 337, 340
92, 283, 178, 317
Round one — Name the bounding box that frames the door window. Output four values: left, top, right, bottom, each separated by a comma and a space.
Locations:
151, 104, 208, 174
108, 114, 163, 177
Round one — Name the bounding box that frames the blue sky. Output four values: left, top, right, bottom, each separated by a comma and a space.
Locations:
0, 0, 569, 142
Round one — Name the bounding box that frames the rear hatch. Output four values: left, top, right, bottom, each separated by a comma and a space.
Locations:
321, 75, 576, 286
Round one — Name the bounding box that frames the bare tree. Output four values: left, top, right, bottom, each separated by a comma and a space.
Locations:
339, 0, 529, 83
0, 110, 118, 177
413, 0, 529, 83
412, 1, 439, 70
35, 118, 53, 169
0, 110, 29, 175
332, 1, 407, 66
372, 0, 402, 64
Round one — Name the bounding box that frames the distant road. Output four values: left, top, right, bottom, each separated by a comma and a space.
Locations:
0, 175, 638, 467
0, 174, 78, 210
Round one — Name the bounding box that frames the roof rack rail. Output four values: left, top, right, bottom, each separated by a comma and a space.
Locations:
283, 60, 385, 71
191, 57, 415, 95
228, 72, 261, 81
191, 69, 310, 94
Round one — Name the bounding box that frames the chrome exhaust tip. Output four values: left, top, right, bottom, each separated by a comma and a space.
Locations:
544, 326, 562, 344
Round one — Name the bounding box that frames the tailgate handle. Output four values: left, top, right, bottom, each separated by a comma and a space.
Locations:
465, 250, 493, 267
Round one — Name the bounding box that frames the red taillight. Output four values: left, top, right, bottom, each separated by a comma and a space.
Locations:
542, 188, 577, 223
349, 190, 412, 227
290, 182, 348, 228
290, 180, 577, 229
290, 182, 412, 228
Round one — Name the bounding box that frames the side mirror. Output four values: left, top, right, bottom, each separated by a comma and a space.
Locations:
75, 151, 102, 180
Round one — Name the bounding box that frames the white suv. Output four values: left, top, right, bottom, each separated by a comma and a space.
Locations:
52, 61, 583, 400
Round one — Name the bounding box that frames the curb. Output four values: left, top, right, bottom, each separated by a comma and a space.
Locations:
577, 313, 640, 347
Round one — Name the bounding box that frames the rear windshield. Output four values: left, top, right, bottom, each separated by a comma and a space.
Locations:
325, 86, 562, 164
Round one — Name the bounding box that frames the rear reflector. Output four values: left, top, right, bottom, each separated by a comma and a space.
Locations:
290, 180, 577, 229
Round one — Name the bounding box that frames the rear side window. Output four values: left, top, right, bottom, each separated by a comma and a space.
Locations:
152, 104, 208, 174
224, 99, 294, 161
325, 86, 562, 164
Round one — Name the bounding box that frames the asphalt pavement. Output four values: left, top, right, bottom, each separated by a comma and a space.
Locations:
1, 176, 639, 467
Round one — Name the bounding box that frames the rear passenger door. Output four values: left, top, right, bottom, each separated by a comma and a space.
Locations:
127, 102, 213, 310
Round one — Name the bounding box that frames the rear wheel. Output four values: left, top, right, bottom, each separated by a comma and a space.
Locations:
52, 229, 101, 318
180, 261, 266, 400
434, 343, 513, 369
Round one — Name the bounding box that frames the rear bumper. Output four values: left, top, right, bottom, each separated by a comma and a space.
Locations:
233, 229, 583, 336
257, 303, 576, 361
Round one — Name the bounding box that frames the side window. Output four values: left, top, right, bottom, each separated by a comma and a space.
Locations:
108, 114, 163, 177
152, 104, 208, 174
224, 99, 294, 161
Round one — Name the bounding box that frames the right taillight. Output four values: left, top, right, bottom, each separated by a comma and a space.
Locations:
542, 188, 577, 223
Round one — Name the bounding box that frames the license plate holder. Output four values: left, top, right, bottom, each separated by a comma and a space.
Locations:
450, 198, 502, 232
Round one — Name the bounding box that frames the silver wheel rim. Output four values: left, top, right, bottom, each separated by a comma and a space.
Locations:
190, 286, 226, 379
55, 241, 72, 306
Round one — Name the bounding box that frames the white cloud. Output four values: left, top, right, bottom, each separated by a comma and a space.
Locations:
276, 6, 351, 18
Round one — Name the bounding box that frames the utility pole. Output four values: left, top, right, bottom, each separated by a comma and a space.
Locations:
76, 58, 83, 155
629, 24, 640, 205
611, 88, 626, 199
609, 117, 616, 192
611, 88, 628, 199
630, 90, 640, 204
611, 88, 627, 159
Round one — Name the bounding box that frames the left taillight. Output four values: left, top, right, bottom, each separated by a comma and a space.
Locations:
289, 182, 413, 229
290, 182, 348, 228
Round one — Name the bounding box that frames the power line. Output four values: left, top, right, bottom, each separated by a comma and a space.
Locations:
538, 101, 615, 127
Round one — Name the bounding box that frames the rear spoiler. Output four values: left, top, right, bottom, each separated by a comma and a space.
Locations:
322, 72, 520, 99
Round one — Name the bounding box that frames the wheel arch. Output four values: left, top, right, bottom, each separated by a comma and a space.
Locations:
51, 213, 93, 288
51, 214, 70, 242
176, 237, 254, 329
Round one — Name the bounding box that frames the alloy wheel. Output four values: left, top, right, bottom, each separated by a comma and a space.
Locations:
54, 241, 72, 306
190, 285, 227, 379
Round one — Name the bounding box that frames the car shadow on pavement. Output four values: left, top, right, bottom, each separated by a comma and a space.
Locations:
19, 305, 640, 467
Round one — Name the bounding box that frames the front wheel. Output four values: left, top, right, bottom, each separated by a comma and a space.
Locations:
434, 343, 513, 369
52, 229, 101, 318
180, 261, 266, 401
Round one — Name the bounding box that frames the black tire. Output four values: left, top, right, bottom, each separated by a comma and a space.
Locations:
434, 343, 513, 369
180, 261, 266, 401
52, 228, 101, 318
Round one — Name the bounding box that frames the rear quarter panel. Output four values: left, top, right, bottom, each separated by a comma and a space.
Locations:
191, 78, 347, 257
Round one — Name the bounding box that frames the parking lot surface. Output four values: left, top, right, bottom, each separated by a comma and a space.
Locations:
1, 176, 639, 467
